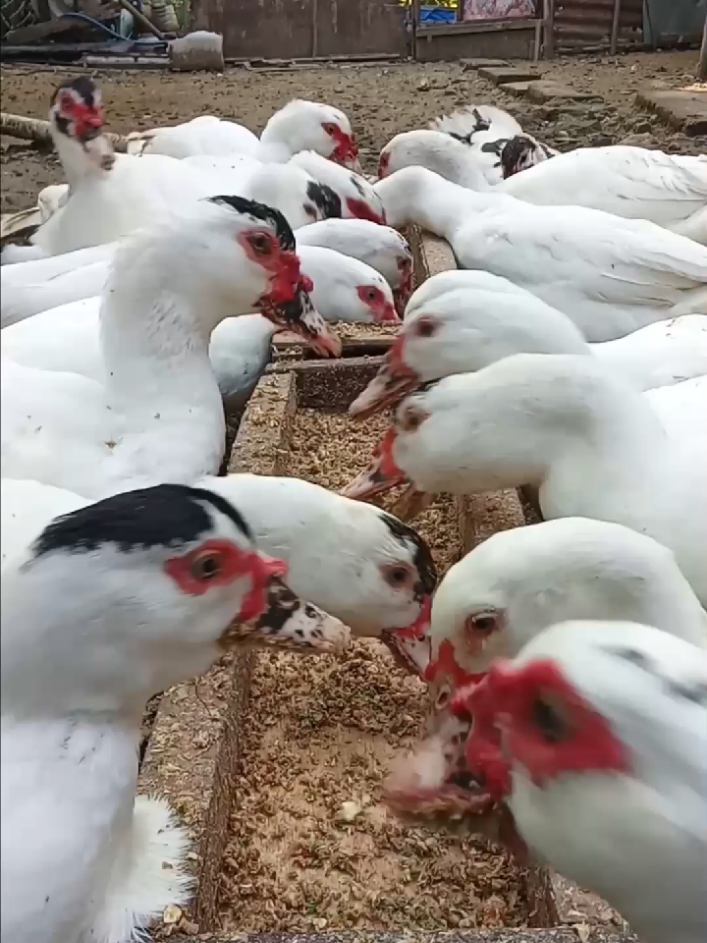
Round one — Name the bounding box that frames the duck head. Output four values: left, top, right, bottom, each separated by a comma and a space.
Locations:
49, 75, 115, 174
261, 99, 362, 172
290, 151, 385, 223
0, 484, 349, 715
194, 195, 341, 356
500, 135, 556, 179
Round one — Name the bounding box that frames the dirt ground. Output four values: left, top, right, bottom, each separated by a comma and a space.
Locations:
1, 48, 704, 213
220, 409, 528, 932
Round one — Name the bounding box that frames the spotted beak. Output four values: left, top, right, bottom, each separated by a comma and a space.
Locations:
221, 553, 350, 654
348, 344, 420, 420
382, 596, 432, 677
340, 428, 409, 501
260, 280, 342, 358
81, 128, 115, 173
383, 680, 525, 854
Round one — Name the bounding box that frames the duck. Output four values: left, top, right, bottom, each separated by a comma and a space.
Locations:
1, 194, 339, 501
0, 182, 69, 263
342, 353, 707, 605
288, 150, 386, 223
126, 99, 362, 171
388, 618, 707, 943
295, 218, 414, 315
1, 242, 392, 386
498, 145, 707, 244
374, 166, 707, 341
348, 272, 707, 418
379, 129, 492, 190
1, 474, 436, 676
424, 516, 707, 699
1, 482, 348, 943
466, 620, 707, 943
428, 105, 555, 186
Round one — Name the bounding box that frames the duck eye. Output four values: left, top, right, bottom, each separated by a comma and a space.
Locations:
249, 233, 272, 256
532, 695, 570, 744
469, 613, 497, 636
190, 551, 223, 582
383, 564, 411, 588
416, 318, 436, 338
322, 122, 338, 135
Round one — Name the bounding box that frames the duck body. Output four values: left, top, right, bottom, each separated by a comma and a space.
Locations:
375, 167, 707, 342
126, 114, 261, 159
500, 146, 707, 244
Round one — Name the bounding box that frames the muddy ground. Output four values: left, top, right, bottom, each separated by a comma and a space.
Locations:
1, 49, 704, 212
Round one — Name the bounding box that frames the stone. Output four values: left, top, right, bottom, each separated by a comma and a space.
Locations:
460, 57, 509, 71
635, 88, 707, 137
524, 81, 603, 104
503, 81, 533, 97
477, 65, 541, 85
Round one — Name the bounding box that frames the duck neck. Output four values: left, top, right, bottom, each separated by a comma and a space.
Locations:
51, 128, 101, 190
377, 169, 489, 239
98, 232, 230, 487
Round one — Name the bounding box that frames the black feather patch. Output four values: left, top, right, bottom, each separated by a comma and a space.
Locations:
500, 135, 536, 178
306, 181, 342, 219
380, 512, 438, 595
51, 75, 99, 110
32, 484, 253, 558
208, 195, 296, 251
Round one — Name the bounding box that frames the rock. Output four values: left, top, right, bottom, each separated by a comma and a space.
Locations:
417, 78, 430, 92
338, 799, 363, 822
632, 119, 652, 134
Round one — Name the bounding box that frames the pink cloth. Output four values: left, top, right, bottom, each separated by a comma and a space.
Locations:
462, 0, 536, 21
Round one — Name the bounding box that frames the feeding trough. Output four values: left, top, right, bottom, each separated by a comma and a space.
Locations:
135, 228, 631, 942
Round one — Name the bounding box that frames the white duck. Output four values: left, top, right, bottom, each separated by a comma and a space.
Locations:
343, 353, 707, 605
374, 167, 707, 341
379, 130, 492, 190
1, 474, 436, 675
1, 195, 338, 500
348, 273, 707, 418
456, 619, 707, 943
126, 98, 362, 170
1, 482, 348, 943
1, 242, 393, 386
424, 516, 707, 697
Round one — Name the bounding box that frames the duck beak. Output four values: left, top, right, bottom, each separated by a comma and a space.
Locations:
341, 428, 409, 500
260, 279, 342, 358
382, 596, 432, 677
81, 129, 115, 172
349, 346, 420, 420
221, 552, 350, 653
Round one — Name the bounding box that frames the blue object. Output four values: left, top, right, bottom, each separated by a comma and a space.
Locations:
419, 8, 456, 24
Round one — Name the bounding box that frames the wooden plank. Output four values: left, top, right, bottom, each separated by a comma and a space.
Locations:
417, 18, 541, 38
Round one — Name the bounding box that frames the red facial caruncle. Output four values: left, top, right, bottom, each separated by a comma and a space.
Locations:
165, 538, 289, 624
379, 151, 391, 178
58, 90, 105, 140
424, 638, 486, 689
357, 285, 400, 324
238, 230, 304, 306
322, 121, 360, 168
458, 659, 631, 799
346, 198, 386, 225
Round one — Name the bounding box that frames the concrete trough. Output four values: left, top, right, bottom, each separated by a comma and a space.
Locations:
139, 228, 633, 942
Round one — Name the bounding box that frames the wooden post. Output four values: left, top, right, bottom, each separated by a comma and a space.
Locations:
411, 0, 420, 59
1, 112, 128, 151
543, 0, 555, 59
311, 0, 319, 59
698, 12, 707, 81
609, 0, 621, 54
